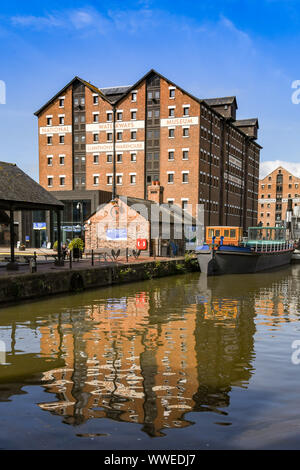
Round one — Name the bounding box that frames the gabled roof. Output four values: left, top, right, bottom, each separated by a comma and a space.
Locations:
260, 166, 300, 181
34, 68, 261, 148
86, 194, 195, 225
0, 162, 64, 210
113, 68, 206, 108
204, 96, 238, 108
34, 76, 112, 116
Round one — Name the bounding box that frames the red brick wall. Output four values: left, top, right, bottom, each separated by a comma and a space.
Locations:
38, 86, 73, 191
258, 166, 300, 226
85, 82, 146, 199
159, 77, 200, 216
85, 198, 150, 253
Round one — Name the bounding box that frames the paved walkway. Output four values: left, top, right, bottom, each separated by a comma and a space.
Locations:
0, 253, 180, 278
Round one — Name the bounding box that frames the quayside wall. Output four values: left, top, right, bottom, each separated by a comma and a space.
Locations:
0, 257, 198, 306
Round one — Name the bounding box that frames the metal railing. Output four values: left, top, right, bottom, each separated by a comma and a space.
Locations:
249, 241, 294, 253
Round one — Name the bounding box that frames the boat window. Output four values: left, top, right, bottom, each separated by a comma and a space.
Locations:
230, 229, 236, 238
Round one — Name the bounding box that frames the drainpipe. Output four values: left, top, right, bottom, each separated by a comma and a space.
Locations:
112, 105, 116, 201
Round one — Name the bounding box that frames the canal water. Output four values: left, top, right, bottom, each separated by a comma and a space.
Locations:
1, 266, 300, 450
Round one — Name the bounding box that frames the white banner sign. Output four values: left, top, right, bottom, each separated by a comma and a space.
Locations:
160, 116, 199, 127
258, 198, 276, 203
282, 198, 300, 203
86, 120, 144, 132
86, 141, 145, 153
224, 172, 244, 187
40, 125, 72, 135
229, 155, 242, 168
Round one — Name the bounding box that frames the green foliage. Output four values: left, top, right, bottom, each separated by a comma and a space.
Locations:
119, 267, 135, 277
68, 238, 84, 252
175, 263, 186, 273
184, 253, 199, 271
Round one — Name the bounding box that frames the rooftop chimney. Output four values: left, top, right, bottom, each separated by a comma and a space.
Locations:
147, 181, 164, 204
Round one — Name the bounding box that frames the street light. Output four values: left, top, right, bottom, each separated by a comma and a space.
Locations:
76, 202, 83, 239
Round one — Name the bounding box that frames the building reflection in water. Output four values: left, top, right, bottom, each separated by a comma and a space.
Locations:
2, 267, 299, 437
35, 273, 258, 437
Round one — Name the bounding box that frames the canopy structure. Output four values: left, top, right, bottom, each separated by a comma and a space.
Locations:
0, 162, 64, 268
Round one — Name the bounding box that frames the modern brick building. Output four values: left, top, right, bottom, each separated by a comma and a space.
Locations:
34, 69, 261, 243
258, 166, 300, 227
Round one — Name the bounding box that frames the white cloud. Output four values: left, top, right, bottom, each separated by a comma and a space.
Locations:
10, 8, 110, 33
11, 14, 64, 29
260, 160, 300, 178
220, 15, 252, 44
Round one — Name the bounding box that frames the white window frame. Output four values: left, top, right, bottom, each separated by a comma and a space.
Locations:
182, 170, 189, 183
169, 86, 176, 99
167, 171, 175, 184
130, 129, 137, 140
59, 133, 65, 144
130, 173, 137, 185
58, 96, 65, 108
106, 173, 113, 185
131, 90, 137, 102
182, 148, 189, 160
59, 175, 66, 186
116, 173, 123, 185
47, 134, 53, 145
131, 109, 137, 120
168, 149, 175, 160
93, 153, 99, 164
59, 154, 65, 165
130, 151, 137, 162
168, 127, 175, 138
93, 174, 100, 185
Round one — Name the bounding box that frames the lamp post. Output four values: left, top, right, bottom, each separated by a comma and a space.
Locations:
76, 202, 83, 240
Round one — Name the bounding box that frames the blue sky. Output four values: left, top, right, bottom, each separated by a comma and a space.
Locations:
1, 0, 300, 180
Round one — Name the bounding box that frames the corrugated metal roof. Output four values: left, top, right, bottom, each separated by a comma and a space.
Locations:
100, 86, 132, 96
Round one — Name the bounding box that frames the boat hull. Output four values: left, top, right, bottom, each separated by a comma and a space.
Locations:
197, 249, 293, 275
292, 249, 300, 263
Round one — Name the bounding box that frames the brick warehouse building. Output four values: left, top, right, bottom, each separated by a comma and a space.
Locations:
34, 69, 261, 244
258, 166, 300, 227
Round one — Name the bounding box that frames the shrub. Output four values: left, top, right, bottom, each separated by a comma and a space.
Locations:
68, 238, 84, 252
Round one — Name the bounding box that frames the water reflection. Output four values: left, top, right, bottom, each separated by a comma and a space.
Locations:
1, 266, 300, 439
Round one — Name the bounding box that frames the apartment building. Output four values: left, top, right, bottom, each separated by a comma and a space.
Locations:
35, 69, 261, 241
258, 166, 300, 226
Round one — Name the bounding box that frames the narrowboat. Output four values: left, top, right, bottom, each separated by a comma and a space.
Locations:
196, 226, 294, 275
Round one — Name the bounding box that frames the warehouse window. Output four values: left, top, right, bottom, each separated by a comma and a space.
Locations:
182, 172, 189, 183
